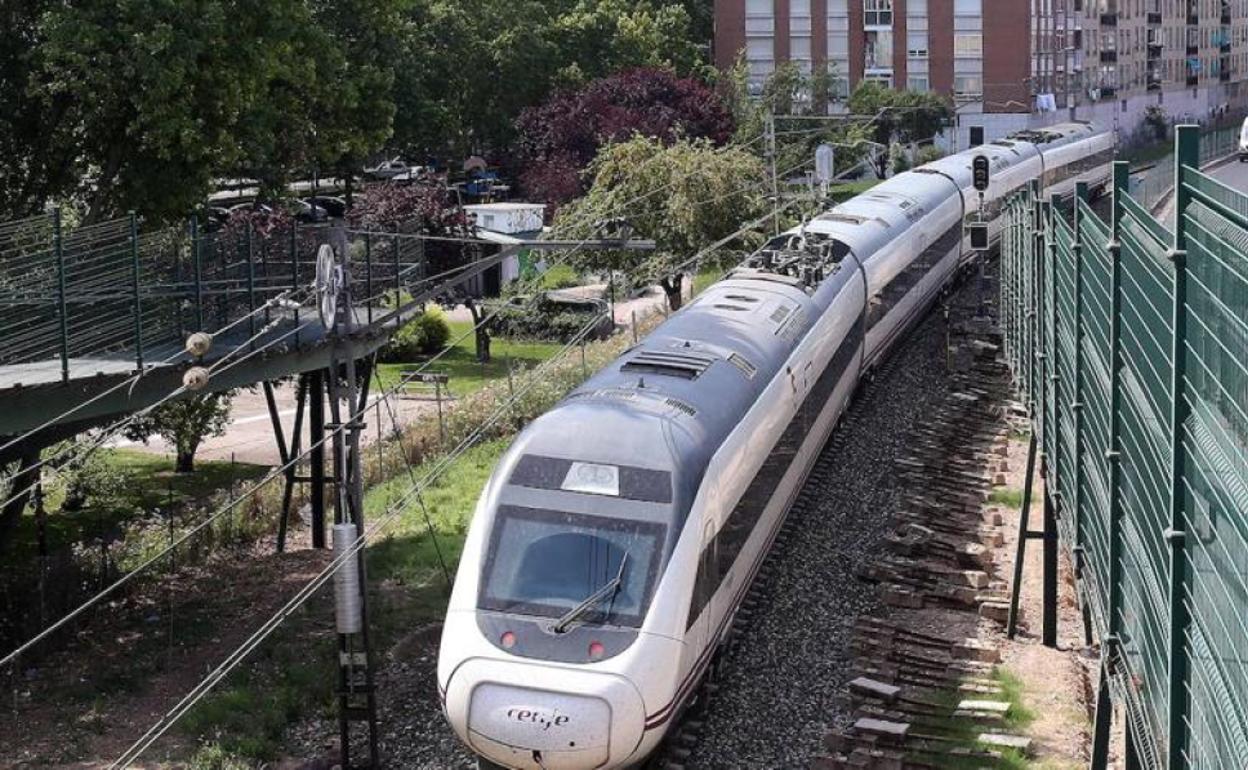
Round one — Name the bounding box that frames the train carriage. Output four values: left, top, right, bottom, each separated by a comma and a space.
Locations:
438, 122, 1115, 770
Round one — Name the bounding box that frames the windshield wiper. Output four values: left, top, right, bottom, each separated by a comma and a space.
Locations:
552, 553, 628, 634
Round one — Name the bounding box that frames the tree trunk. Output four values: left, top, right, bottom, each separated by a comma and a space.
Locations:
175, 450, 196, 474
0, 447, 41, 547
466, 299, 491, 363
660, 274, 684, 311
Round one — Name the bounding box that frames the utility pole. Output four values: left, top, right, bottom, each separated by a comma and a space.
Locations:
766, 109, 780, 235
319, 233, 381, 769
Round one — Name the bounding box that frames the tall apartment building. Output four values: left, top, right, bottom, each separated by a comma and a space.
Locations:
714, 0, 1248, 145
1074, 0, 1248, 132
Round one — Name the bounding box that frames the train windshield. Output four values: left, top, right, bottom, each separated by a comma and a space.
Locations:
478, 505, 666, 628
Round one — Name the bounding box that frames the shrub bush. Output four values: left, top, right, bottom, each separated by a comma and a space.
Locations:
487, 296, 613, 343
915, 144, 944, 166
380, 306, 451, 362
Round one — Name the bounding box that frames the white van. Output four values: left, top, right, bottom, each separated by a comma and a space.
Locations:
1240, 117, 1248, 161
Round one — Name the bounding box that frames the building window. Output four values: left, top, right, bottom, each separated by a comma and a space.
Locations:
908, 75, 930, 91
908, 32, 929, 57
866, 30, 894, 69
865, 72, 894, 88
908, 0, 928, 15
864, 0, 893, 26
792, 36, 813, 61
954, 33, 983, 58
954, 0, 981, 15
954, 75, 983, 99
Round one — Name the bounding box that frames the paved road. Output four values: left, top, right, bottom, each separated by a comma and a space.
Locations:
1156, 155, 1248, 228
113, 380, 436, 466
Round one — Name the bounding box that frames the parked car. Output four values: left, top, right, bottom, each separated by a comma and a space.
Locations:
366, 157, 412, 179
285, 199, 328, 223
228, 201, 273, 217
202, 206, 232, 231
305, 196, 348, 219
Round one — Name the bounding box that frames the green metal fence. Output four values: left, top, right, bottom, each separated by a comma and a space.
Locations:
1000, 125, 1248, 769
0, 213, 433, 381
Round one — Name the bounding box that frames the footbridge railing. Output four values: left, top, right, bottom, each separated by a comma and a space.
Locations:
999, 125, 1248, 770
0, 212, 440, 382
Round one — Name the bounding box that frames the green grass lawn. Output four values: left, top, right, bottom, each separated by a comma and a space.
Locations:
374, 321, 563, 399
692, 265, 725, 296
829, 179, 882, 200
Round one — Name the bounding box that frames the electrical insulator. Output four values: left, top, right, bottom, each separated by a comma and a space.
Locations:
183, 367, 210, 392
185, 332, 213, 358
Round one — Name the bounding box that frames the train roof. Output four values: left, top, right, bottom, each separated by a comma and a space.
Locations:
507, 259, 860, 529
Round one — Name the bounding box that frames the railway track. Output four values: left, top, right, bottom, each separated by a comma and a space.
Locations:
649, 272, 1004, 769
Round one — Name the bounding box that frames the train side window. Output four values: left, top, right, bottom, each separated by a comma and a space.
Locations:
687, 525, 718, 629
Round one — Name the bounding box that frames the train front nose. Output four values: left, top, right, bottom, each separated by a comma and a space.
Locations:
444, 658, 646, 770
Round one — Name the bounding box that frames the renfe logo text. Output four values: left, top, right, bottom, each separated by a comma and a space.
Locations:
506, 708, 570, 731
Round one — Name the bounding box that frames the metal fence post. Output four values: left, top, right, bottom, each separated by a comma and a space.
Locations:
192, 215, 204, 332
365, 232, 373, 325
1072, 183, 1087, 560
1108, 162, 1129, 641
1030, 180, 1043, 422
130, 211, 143, 369
246, 219, 257, 349
53, 208, 69, 383
291, 220, 300, 343
1165, 124, 1197, 770
393, 232, 401, 313
1043, 193, 1061, 648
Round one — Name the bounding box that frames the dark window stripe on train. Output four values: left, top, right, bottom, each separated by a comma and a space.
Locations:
1043, 148, 1114, 189
867, 220, 962, 331
686, 318, 864, 629
509, 455, 674, 504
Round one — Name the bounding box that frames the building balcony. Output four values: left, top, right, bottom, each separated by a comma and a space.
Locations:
1147, 79, 1163, 91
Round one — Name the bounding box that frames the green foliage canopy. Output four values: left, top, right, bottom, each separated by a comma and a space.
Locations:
553, 135, 767, 293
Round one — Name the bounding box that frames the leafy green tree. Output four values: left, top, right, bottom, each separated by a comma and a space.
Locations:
848, 81, 952, 177
390, 0, 706, 160
554, 136, 766, 309
8, 0, 398, 223
125, 392, 234, 473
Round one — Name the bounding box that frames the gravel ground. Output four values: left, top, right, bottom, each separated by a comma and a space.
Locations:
292, 282, 980, 769
682, 291, 964, 769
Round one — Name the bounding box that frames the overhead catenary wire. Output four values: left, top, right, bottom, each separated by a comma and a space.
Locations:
108, 176, 794, 766
0, 233, 540, 509
0, 158, 746, 668
0, 293, 320, 518
6, 149, 792, 736
109, 303, 620, 769
0, 285, 313, 459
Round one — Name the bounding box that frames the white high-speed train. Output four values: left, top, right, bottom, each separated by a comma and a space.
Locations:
437, 122, 1114, 770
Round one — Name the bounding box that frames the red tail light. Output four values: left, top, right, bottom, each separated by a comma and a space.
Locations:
500, 631, 516, 649
588, 641, 605, 660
